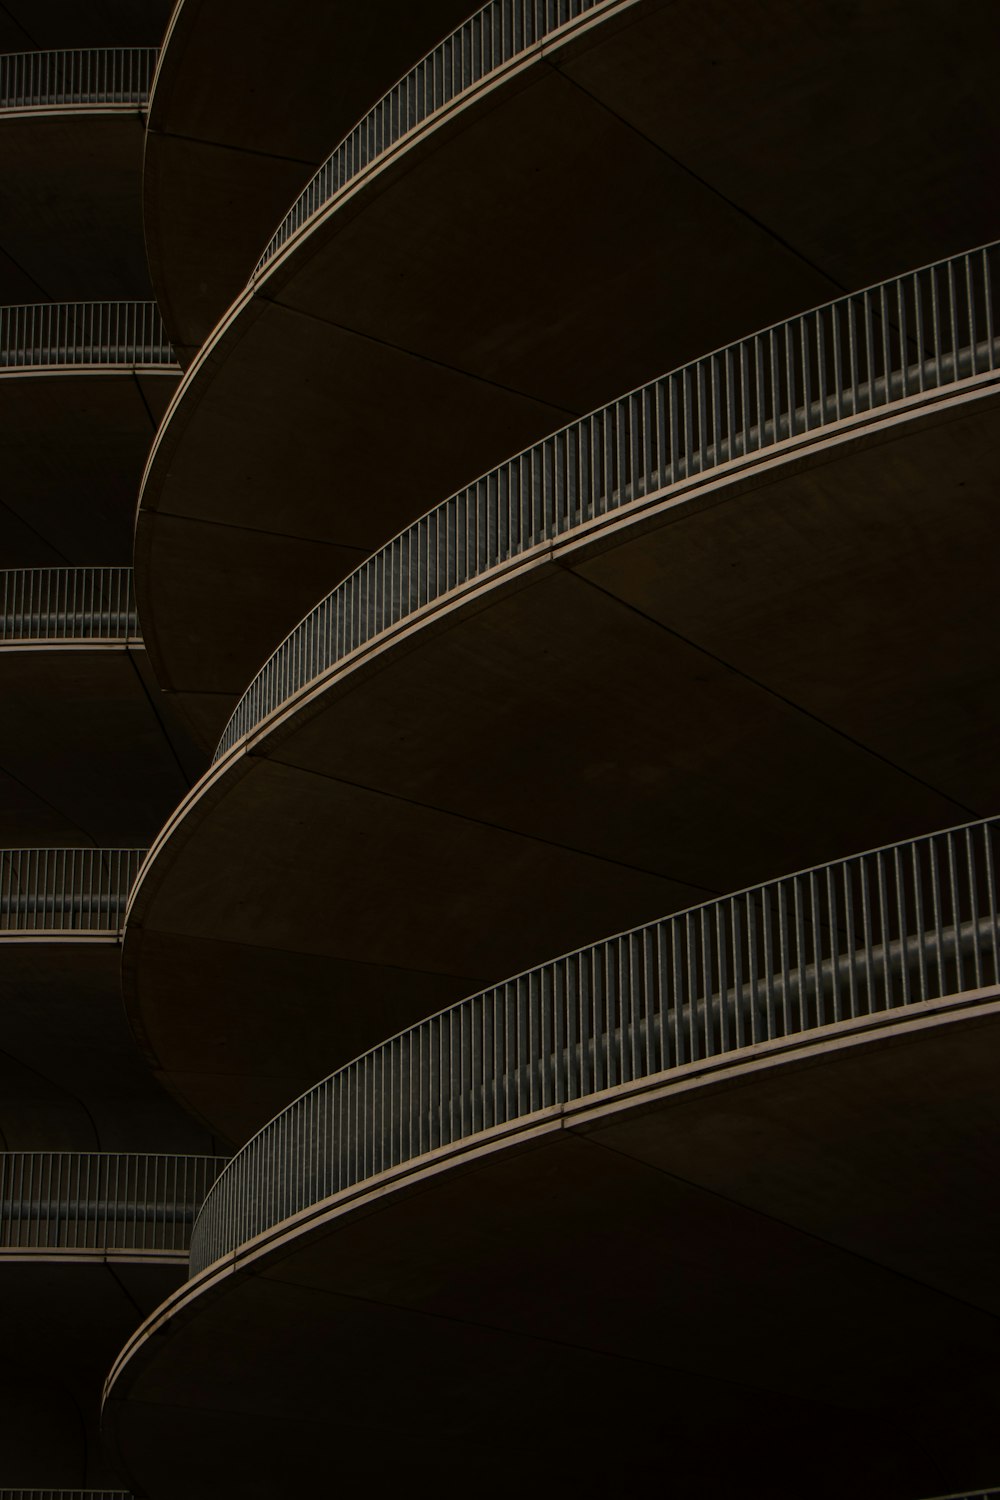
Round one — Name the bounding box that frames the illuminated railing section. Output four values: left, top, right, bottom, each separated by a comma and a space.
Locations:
217, 242, 1000, 762
0, 1155, 228, 1256
0, 568, 136, 642
0, 849, 144, 934
0, 48, 157, 109
0, 303, 176, 370
190, 817, 1000, 1274
256, 0, 606, 272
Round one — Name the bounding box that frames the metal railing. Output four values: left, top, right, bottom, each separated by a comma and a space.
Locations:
0, 1155, 228, 1255
255, 0, 608, 272
0, 1493, 131, 1499
0, 569, 136, 642
0, 850, 144, 934
0, 48, 156, 110
0, 303, 176, 370
190, 816, 1000, 1273
216, 242, 1000, 763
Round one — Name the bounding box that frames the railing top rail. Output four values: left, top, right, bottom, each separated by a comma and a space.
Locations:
215, 240, 1000, 765
254, 0, 610, 275
191, 814, 1000, 1274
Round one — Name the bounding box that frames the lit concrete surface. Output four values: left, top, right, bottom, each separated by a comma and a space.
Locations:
122, 387, 1000, 1143
0, 371, 177, 565
0, 113, 151, 303
135, 0, 1000, 746
1, 1260, 183, 1487
145, 0, 479, 363
0, 645, 205, 845
103, 998, 1000, 1498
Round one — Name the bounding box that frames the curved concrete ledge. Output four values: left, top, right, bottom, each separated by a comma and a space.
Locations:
190, 815, 1000, 1271
135, 0, 1000, 746
123, 334, 1000, 1138
216, 244, 1000, 761
145, 0, 477, 362
103, 993, 1000, 1496
0, 1151, 225, 1260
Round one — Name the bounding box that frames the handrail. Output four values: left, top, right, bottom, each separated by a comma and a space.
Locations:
0, 303, 177, 370
190, 815, 1000, 1274
216, 241, 1000, 764
254, 0, 608, 274
0, 569, 137, 642
0, 1155, 228, 1256
0, 850, 144, 933
0, 48, 157, 110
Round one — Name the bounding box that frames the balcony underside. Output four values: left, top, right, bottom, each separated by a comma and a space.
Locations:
103, 997, 1000, 1498
123, 386, 1000, 1143
135, 0, 1000, 747
0, 1259, 183, 1488
0, 2, 171, 49
0, 371, 177, 564
0, 112, 150, 303
145, 0, 479, 363
0, 939, 213, 1152
0, 645, 203, 845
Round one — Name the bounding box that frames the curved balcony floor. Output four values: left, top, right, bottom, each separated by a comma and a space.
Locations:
145, 0, 478, 363
123, 373, 1000, 1142
103, 994, 1000, 1497
135, 0, 1000, 747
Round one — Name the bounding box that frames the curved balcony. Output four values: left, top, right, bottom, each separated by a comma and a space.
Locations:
122, 247, 1000, 1142
134, 0, 1000, 749
218, 243, 1000, 761
0, 56, 159, 302
2, 849, 141, 937
191, 815, 1000, 1271
0, 304, 179, 564
145, 0, 476, 362
1, 1153, 226, 1260
104, 820, 1000, 1496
